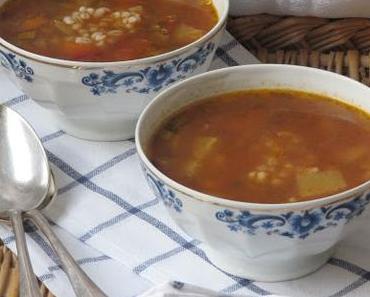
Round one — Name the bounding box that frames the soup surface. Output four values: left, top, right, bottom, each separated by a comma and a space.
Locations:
148, 89, 370, 204
0, 0, 218, 61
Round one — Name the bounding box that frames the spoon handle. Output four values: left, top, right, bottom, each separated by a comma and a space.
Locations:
27, 209, 108, 297
9, 211, 42, 297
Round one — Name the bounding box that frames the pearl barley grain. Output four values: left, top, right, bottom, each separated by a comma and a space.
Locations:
92, 32, 106, 41
61, 5, 143, 48
107, 30, 122, 37
94, 7, 110, 18
80, 12, 90, 20
128, 16, 138, 23
256, 171, 267, 182
75, 36, 91, 44
63, 16, 74, 24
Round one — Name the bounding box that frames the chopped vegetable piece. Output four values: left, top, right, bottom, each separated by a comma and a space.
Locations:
193, 136, 218, 159
54, 20, 75, 35
61, 41, 99, 59
173, 24, 205, 45
17, 31, 36, 40
185, 136, 218, 177
297, 170, 347, 198
20, 16, 48, 31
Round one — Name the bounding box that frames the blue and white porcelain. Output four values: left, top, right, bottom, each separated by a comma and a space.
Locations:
136, 65, 370, 282
0, 0, 228, 141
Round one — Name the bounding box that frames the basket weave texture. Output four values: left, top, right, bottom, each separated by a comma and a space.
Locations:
228, 15, 370, 85
0, 244, 54, 296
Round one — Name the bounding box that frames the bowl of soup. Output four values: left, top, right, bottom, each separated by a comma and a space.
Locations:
136, 64, 370, 281
0, 0, 228, 140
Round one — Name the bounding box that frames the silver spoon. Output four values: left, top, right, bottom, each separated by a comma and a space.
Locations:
26, 173, 108, 297
0, 105, 107, 297
0, 105, 49, 297
1, 169, 107, 296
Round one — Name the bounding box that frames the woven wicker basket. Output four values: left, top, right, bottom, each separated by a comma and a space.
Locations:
228, 15, 370, 85
0, 243, 54, 297
1, 14, 369, 297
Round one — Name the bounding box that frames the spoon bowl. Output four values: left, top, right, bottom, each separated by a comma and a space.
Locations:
0, 105, 49, 215
0, 171, 56, 225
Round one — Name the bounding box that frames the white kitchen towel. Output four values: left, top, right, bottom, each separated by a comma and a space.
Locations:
139, 281, 288, 297
1, 31, 370, 297
0, 221, 152, 297
229, 0, 370, 18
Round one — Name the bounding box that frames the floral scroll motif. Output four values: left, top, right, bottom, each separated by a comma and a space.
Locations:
145, 172, 183, 213
0, 50, 34, 82
82, 42, 215, 95
216, 194, 370, 239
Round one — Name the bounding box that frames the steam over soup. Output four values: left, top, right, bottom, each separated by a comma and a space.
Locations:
148, 89, 370, 204
0, 0, 218, 61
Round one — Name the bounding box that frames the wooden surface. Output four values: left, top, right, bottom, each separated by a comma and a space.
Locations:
1, 13, 369, 297
0, 244, 54, 297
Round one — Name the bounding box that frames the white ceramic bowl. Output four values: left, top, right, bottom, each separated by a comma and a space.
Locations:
0, 0, 228, 141
136, 65, 370, 282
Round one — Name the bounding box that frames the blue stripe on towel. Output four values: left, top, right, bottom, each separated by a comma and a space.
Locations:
38, 255, 111, 283
48, 255, 111, 272
4, 94, 29, 107
329, 258, 369, 277
2, 235, 15, 245
79, 198, 159, 242
28, 229, 60, 265
327, 258, 370, 297
46, 149, 271, 295
133, 239, 201, 274
39, 273, 55, 282
58, 147, 137, 195
41, 130, 66, 143
327, 277, 369, 297
215, 40, 239, 66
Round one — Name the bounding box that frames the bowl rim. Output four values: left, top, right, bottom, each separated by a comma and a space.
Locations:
0, 0, 229, 69
136, 64, 370, 211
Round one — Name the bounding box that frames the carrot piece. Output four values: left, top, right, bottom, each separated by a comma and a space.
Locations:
61, 41, 99, 60
112, 48, 137, 60
113, 38, 151, 60
20, 16, 48, 31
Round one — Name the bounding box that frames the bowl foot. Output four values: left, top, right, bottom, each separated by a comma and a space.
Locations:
54, 114, 135, 141
203, 245, 335, 282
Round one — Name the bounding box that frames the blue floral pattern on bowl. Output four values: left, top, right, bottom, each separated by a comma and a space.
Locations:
145, 172, 183, 213
82, 42, 215, 96
0, 50, 34, 82
216, 193, 370, 239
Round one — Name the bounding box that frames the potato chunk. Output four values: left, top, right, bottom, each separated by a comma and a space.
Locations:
297, 169, 347, 198
173, 24, 205, 44
184, 136, 218, 177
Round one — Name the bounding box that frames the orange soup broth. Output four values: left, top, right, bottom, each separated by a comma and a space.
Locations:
148, 90, 370, 204
0, 0, 218, 61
